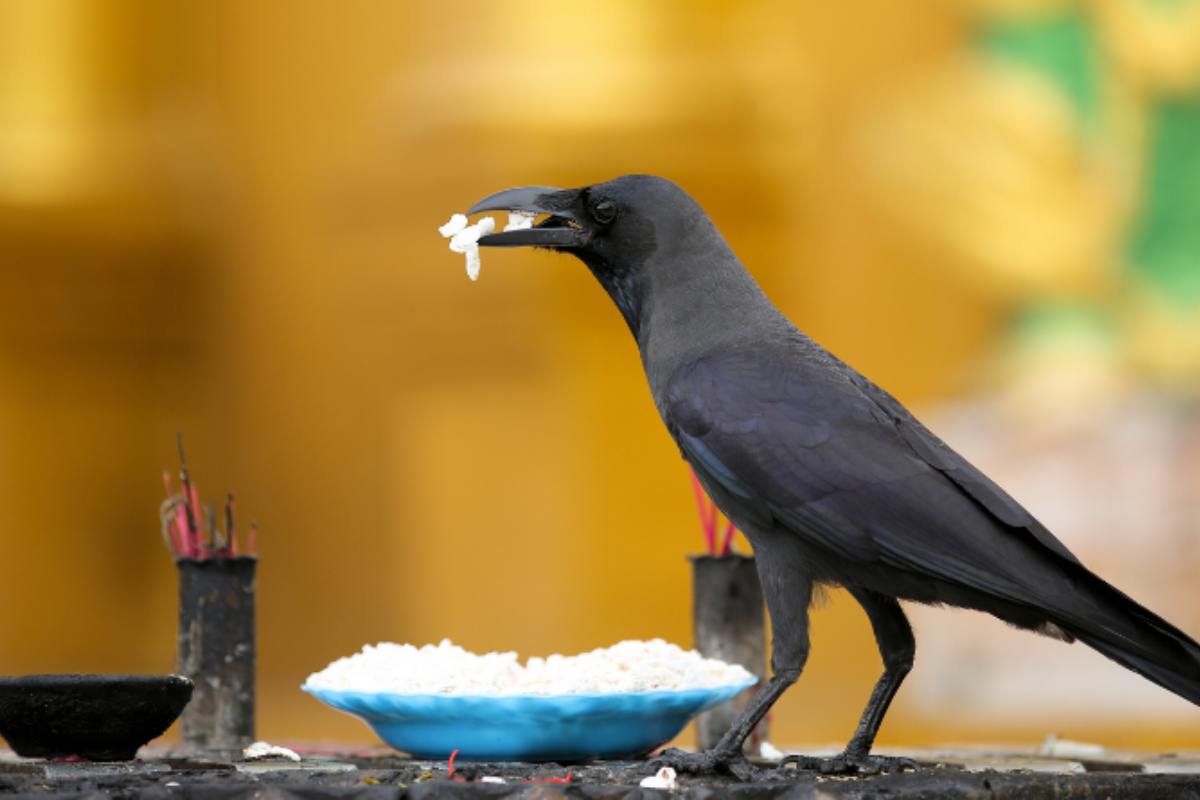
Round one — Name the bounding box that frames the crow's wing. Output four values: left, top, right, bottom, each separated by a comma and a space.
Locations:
665, 348, 1081, 602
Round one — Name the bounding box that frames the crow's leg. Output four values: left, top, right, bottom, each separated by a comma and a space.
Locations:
844, 588, 915, 759
650, 569, 812, 781
779, 588, 918, 776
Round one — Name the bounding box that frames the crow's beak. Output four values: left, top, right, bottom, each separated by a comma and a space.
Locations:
468, 186, 586, 249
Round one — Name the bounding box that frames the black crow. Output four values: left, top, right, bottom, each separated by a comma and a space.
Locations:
468, 175, 1200, 776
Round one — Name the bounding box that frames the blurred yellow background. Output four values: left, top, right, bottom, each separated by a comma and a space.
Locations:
1, 0, 1198, 752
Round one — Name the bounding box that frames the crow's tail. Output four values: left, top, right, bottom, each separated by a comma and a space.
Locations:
1052, 569, 1200, 707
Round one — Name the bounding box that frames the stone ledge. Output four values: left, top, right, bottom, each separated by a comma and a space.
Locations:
1, 747, 1198, 798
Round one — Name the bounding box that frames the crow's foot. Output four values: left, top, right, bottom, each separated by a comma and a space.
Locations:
777, 752, 919, 776
648, 747, 763, 782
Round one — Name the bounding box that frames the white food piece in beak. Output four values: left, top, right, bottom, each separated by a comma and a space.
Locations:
438, 213, 468, 238
444, 216, 496, 281
503, 211, 536, 232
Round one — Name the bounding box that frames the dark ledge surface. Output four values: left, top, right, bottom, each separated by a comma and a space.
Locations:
2, 747, 1198, 799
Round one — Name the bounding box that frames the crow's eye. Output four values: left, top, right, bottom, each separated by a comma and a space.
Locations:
590, 199, 617, 224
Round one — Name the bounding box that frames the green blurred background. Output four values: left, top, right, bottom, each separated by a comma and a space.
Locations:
1, 0, 1198, 751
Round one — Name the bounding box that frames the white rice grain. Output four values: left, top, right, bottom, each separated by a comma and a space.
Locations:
639, 767, 677, 789
446, 216, 495, 281
243, 741, 302, 762
503, 211, 537, 232
438, 213, 468, 238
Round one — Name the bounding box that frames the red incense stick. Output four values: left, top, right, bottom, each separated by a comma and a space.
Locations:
226, 493, 237, 557
689, 468, 717, 554
720, 518, 737, 556
189, 483, 204, 558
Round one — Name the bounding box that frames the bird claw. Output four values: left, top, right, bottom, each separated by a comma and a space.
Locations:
647, 746, 722, 774
648, 747, 763, 781
777, 752, 920, 776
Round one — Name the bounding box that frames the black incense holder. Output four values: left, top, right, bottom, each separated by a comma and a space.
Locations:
690, 554, 768, 752
0, 674, 193, 761
176, 556, 256, 753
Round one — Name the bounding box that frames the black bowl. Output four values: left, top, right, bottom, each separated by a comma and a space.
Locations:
0, 674, 193, 761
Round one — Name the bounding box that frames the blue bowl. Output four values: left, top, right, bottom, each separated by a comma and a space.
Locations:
302, 678, 756, 761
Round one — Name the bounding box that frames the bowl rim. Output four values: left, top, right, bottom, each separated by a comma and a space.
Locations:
0, 674, 193, 688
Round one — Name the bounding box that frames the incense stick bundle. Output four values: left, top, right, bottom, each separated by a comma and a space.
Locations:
160, 435, 257, 561
688, 466, 739, 556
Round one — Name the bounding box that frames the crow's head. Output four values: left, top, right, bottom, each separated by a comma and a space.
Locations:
470, 175, 722, 336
